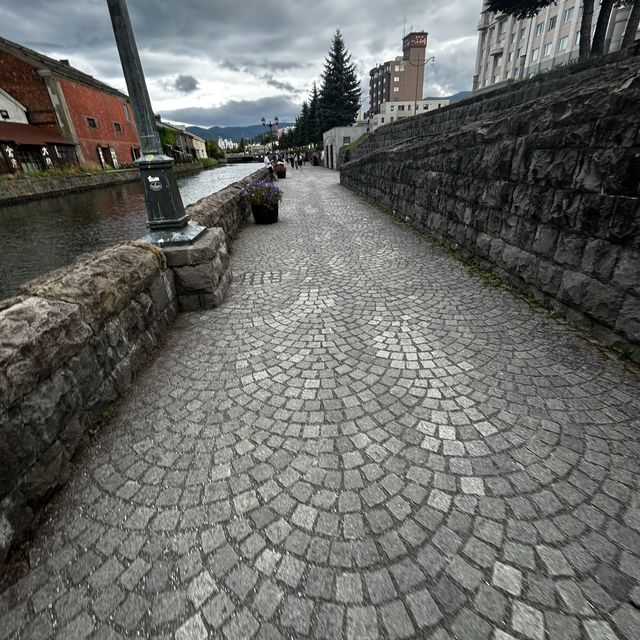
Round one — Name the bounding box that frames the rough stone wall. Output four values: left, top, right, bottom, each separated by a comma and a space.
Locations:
187, 167, 267, 238
341, 50, 640, 361
0, 243, 177, 562
0, 163, 201, 206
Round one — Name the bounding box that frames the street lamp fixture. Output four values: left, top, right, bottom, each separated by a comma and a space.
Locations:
261, 116, 279, 153
106, 0, 206, 246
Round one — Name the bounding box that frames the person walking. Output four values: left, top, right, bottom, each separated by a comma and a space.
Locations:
264, 154, 274, 179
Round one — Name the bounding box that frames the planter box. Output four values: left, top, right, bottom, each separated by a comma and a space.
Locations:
251, 203, 278, 224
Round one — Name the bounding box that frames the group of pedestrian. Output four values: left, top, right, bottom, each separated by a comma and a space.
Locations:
264, 150, 307, 176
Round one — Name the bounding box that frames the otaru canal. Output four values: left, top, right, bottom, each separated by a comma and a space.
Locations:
0, 163, 258, 300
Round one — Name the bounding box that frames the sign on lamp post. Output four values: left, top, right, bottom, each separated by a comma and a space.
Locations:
106, 0, 206, 246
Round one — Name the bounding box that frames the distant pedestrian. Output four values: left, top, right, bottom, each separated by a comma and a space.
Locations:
264, 154, 274, 179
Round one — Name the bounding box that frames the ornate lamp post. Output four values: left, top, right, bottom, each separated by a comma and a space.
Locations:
261, 116, 279, 154
106, 0, 206, 246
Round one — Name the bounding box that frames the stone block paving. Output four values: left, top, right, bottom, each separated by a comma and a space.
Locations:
2, 168, 640, 639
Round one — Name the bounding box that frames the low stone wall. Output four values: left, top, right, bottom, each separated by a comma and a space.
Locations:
187, 167, 267, 238
0, 162, 202, 206
0, 243, 177, 563
0, 168, 264, 563
341, 49, 640, 361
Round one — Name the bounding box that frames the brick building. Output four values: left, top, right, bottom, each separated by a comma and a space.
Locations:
0, 36, 140, 171
368, 32, 428, 115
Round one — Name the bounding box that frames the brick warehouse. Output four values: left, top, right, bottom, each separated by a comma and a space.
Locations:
0, 36, 140, 171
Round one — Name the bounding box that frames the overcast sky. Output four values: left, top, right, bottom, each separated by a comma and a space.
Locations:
0, 0, 481, 128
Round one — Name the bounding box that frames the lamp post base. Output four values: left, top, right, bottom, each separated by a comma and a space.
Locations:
138, 224, 207, 247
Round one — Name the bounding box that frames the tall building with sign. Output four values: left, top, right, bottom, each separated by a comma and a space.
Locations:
368, 31, 428, 115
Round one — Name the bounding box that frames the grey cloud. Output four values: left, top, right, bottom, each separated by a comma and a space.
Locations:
174, 74, 199, 93
0, 0, 481, 125
261, 74, 297, 93
161, 96, 301, 127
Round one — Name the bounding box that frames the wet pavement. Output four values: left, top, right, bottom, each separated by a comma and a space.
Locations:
1, 167, 639, 639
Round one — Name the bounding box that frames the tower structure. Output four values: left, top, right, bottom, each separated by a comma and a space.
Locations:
368, 31, 428, 115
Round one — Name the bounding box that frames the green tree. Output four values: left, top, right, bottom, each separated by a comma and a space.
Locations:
307, 82, 322, 146
238, 137, 246, 152
206, 139, 225, 159
318, 29, 361, 132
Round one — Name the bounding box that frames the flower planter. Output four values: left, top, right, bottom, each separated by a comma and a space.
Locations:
251, 203, 278, 224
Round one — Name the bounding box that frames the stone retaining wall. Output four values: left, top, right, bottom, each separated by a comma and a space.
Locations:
341, 49, 640, 361
0, 168, 263, 562
0, 243, 177, 563
0, 162, 202, 206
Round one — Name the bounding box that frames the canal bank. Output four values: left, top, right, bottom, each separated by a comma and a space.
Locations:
0, 162, 261, 299
0, 162, 203, 206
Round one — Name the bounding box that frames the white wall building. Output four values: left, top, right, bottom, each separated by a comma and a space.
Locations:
323, 125, 367, 170
473, 0, 639, 93
370, 97, 450, 129
0, 88, 28, 123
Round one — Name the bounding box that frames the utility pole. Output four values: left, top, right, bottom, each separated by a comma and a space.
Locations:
106, 0, 206, 246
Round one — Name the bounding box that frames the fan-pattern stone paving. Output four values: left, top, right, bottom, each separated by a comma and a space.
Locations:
1, 167, 639, 640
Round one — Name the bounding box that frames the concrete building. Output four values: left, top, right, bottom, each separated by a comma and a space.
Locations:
473, 1, 640, 93
368, 32, 428, 115
370, 97, 450, 129
0, 36, 140, 170
323, 125, 367, 170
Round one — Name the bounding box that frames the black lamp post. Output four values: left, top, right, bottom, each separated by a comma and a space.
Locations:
106, 0, 206, 246
261, 116, 279, 154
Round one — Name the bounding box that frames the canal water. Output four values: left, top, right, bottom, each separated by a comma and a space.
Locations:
0, 163, 259, 300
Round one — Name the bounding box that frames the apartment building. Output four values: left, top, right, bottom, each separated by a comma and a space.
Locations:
370, 97, 450, 129
369, 32, 428, 115
473, 1, 638, 92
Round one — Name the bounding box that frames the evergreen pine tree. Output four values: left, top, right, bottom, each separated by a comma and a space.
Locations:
307, 82, 322, 146
318, 29, 361, 132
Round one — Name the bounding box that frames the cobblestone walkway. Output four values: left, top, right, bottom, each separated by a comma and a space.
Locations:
2, 168, 640, 640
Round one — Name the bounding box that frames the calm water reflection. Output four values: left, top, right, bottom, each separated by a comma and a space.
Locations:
0, 163, 259, 300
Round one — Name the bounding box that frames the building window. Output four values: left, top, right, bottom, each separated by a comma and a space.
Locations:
398, 105, 405, 111
393, 76, 400, 82
114, 122, 122, 132
437, 103, 442, 108
548, 16, 557, 30
508, 51, 513, 62
389, 105, 394, 111
495, 53, 503, 67
532, 48, 540, 61
86, 117, 97, 128
558, 36, 569, 51
563, 7, 574, 22
381, 117, 385, 123
343, 136, 351, 145
123, 103, 131, 122
535, 22, 544, 36
390, 117, 394, 122
393, 87, 400, 92
543, 42, 553, 56
0, 110, 8, 120
520, 28, 526, 39
423, 104, 429, 110
510, 33, 516, 44
499, 21, 507, 34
